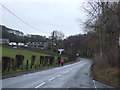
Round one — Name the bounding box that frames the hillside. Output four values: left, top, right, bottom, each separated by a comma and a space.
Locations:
1, 25, 24, 36
1, 25, 48, 43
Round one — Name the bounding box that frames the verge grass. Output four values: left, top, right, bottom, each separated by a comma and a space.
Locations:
92, 65, 119, 87
2, 47, 68, 75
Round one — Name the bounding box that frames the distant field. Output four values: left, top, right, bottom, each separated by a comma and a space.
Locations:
2, 47, 68, 74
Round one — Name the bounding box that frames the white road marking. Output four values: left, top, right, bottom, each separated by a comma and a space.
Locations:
93, 80, 97, 89
66, 69, 72, 73
57, 74, 61, 77
88, 65, 91, 69
48, 69, 72, 82
48, 77, 56, 81
35, 82, 46, 88
22, 75, 28, 77
62, 69, 72, 75
35, 68, 72, 88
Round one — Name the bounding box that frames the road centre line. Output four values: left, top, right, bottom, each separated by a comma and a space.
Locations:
62, 69, 72, 74
48, 77, 56, 81
35, 82, 46, 88
57, 74, 61, 77
66, 69, 72, 73
35, 69, 72, 88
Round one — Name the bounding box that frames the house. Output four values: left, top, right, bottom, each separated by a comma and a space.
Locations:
18, 43, 25, 46
0, 39, 9, 45
9, 42, 17, 46
26, 40, 48, 49
8, 42, 25, 48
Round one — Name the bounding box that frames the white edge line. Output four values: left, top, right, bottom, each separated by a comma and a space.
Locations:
35, 82, 46, 88
93, 80, 97, 89
89, 65, 91, 69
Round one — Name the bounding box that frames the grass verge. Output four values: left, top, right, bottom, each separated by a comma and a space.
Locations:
92, 65, 119, 88
2, 46, 68, 75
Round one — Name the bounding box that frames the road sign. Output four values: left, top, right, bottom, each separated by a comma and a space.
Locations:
58, 49, 64, 54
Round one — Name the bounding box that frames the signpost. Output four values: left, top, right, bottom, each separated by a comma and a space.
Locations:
58, 49, 64, 54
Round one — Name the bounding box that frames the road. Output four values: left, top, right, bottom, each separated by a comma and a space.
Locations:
2, 58, 114, 88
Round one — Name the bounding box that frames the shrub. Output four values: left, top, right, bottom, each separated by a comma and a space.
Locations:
40, 56, 44, 66
50, 56, 54, 65
40, 56, 54, 66
26, 60, 29, 69
15, 55, 24, 69
30, 55, 36, 68
2, 56, 15, 72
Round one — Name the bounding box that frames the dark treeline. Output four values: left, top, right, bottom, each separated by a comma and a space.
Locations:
83, 1, 120, 68
62, 33, 94, 58
62, 2, 119, 86
62, 1, 120, 69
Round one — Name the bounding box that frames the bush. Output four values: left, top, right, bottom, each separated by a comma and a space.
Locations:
45, 56, 49, 66
15, 55, 24, 69
2, 56, 15, 72
30, 55, 36, 68
26, 60, 29, 69
40, 56, 55, 66
50, 56, 54, 65
57, 57, 61, 65
40, 56, 44, 66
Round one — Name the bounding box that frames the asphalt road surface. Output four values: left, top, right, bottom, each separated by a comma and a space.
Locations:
2, 58, 114, 88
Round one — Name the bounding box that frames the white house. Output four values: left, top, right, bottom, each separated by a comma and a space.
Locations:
9, 42, 17, 46
18, 43, 25, 46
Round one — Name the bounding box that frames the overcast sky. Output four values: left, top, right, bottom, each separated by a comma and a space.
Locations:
0, 0, 88, 38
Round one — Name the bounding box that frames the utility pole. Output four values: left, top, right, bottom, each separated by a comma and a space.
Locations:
51, 31, 55, 51
118, 1, 120, 87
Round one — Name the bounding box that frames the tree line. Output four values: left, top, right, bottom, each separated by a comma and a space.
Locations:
1, 25, 47, 43
59, 1, 120, 70
83, 1, 119, 68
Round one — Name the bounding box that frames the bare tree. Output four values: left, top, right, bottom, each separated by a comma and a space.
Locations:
84, 1, 119, 68
49, 30, 64, 51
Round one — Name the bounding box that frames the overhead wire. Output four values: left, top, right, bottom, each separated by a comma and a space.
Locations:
0, 3, 50, 34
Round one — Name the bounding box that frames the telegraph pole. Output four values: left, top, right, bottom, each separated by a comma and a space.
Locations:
51, 31, 55, 51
